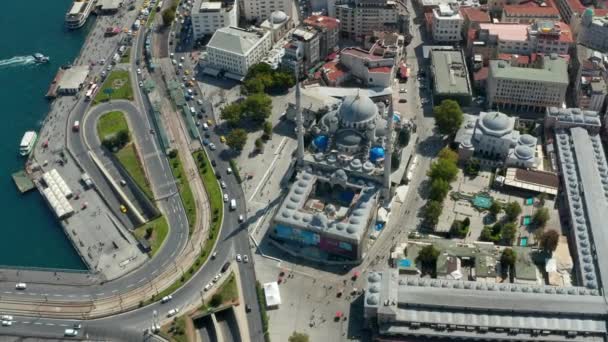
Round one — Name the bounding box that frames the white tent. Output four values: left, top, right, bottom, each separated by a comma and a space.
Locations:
263, 282, 281, 307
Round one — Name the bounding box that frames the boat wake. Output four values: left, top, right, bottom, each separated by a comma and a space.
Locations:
0, 56, 36, 69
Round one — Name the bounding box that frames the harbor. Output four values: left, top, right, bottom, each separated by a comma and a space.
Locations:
11, 170, 35, 194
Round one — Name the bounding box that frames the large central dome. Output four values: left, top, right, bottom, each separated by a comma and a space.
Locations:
339, 94, 378, 124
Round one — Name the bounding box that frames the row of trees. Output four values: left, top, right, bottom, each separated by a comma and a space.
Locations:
434, 99, 464, 136
423, 148, 459, 226
243, 63, 295, 94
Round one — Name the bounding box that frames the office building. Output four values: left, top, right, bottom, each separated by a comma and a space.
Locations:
429, 49, 472, 105
191, 0, 237, 39
459, 7, 491, 38
335, 0, 399, 41
578, 8, 608, 53
240, 0, 291, 22
487, 54, 569, 111
431, 4, 464, 43
202, 26, 272, 80
570, 44, 608, 112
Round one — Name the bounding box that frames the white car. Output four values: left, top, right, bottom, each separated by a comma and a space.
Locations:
211, 251, 217, 259
220, 181, 227, 189
170, 53, 175, 58
238, 215, 244, 223
209, 143, 216, 151
139, 81, 143, 87
204, 283, 212, 291
15, 283, 26, 290
137, 68, 142, 75
180, 56, 185, 62
161, 295, 173, 303
167, 308, 180, 317
64, 329, 78, 337
226, 167, 232, 174
1, 315, 13, 321
236, 254, 242, 262
197, 99, 203, 105
213, 274, 220, 283
243, 255, 249, 263
1, 320, 11, 327
223, 193, 229, 202
399, 88, 407, 93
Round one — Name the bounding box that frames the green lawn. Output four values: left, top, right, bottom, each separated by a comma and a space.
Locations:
120, 48, 131, 63
115, 143, 154, 200
93, 70, 134, 104
133, 215, 169, 257
168, 152, 196, 234
144, 149, 224, 306
97, 111, 128, 141
147, 9, 158, 28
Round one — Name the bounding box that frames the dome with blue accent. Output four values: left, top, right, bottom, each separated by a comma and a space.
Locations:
313, 135, 328, 151
369, 146, 385, 162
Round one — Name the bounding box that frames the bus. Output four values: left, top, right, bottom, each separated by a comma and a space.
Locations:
156, 1, 163, 11
85, 83, 98, 101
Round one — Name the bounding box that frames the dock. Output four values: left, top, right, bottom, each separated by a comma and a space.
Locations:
12, 170, 35, 193
45, 68, 65, 99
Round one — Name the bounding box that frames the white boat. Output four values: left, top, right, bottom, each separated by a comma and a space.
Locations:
33, 53, 50, 63
65, 0, 94, 29
19, 131, 37, 156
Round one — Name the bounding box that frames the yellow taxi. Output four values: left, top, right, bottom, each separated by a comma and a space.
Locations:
206, 120, 213, 126
120, 204, 128, 213
220, 136, 226, 144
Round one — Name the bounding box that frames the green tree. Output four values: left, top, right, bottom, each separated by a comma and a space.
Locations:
533, 207, 550, 228
539, 229, 559, 253
463, 217, 470, 227
489, 201, 501, 217
246, 63, 273, 78
416, 245, 440, 270
263, 121, 273, 137
289, 332, 310, 342
423, 200, 443, 226
272, 71, 296, 91
243, 77, 265, 94
428, 158, 459, 182
226, 129, 248, 151
438, 147, 458, 163
449, 220, 469, 238
398, 129, 410, 147
504, 201, 522, 222
464, 159, 480, 176
501, 222, 518, 245
221, 103, 243, 127
243, 93, 272, 122
116, 129, 130, 146
433, 99, 464, 135
500, 248, 516, 272
210, 293, 223, 307
255, 138, 264, 151
537, 193, 547, 207
429, 178, 450, 202
161, 7, 176, 26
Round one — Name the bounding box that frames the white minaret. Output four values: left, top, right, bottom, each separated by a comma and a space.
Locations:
295, 65, 305, 166
383, 94, 394, 200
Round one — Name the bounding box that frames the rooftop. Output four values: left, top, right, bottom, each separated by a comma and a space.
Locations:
321, 60, 348, 82
489, 55, 569, 84
503, 3, 560, 17
293, 28, 317, 41
58, 66, 89, 90
430, 49, 471, 96
199, 2, 222, 11
459, 7, 491, 23
341, 47, 383, 61
479, 23, 528, 42
303, 15, 340, 30
206, 26, 269, 56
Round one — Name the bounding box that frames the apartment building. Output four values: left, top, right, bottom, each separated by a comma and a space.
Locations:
335, 0, 399, 41
191, 0, 237, 39
241, 0, 291, 22
501, 4, 561, 23
578, 8, 608, 53
203, 26, 272, 79
303, 15, 341, 57
282, 27, 321, 74
432, 4, 463, 43
487, 54, 569, 111
570, 44, 608, 112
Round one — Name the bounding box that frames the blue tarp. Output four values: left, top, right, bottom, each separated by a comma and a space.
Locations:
340, 190, 355, 203
375, 222, 385, 231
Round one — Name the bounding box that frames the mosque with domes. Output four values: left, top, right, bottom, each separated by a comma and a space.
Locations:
268, 88, 405, 263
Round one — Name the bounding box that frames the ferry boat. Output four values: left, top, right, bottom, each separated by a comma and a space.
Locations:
65, 0, 94, 29
32, 53, 49, 63
19, 131, 37, 157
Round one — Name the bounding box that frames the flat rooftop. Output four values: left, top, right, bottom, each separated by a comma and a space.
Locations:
58, 66, 89, 91
430, 49, 471, 96
489, 55, 569, 84
479, 23, 528, 42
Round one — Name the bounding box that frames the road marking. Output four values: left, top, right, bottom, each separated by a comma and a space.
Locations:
173, 207, 177, 213
45, 323, 55, 326
16, 292, 24, 295
29, 293, 37, 296
169, 251, 175, 258
127, 284, 134, 288
151, 269, 158, 275
162, 261, 168, 267
68, 295, 76, 298
138, 277, 146, 283
96, 293, 105, 296
34, 322, 42, 325
53, 294, 63, 297
81, 294, 90, 298
22, 321, 30, 324
3, 292, 11, 294
60, 324, 68, 327
112, 289, 118, 293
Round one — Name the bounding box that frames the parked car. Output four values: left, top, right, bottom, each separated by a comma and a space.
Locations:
161, 295, 173, 303
236, 254, 242, 262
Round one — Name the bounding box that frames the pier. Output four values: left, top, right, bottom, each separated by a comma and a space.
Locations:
12, 170, 35, 193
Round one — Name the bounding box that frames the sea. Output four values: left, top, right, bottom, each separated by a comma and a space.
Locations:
0, 0, 90, 270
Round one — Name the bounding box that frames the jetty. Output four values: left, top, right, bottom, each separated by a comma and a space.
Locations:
12, 170, 35, 193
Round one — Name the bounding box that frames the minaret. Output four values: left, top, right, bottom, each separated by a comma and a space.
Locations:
295, 65, 305, 167
383, 94, 394, 201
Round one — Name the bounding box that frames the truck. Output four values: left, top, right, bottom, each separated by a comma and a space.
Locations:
230, 199, 237, 211
72, 121, 80, 132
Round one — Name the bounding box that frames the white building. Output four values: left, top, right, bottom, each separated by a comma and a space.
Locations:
487, 54, 569, 112
191, 0, 238, 39
340, 48, 394, 87
260, 10, 293, 43
241, 0, 291, 23
455, 111, 539, 168
335, 0, 399, 41
432, 4, 463, 43
203, 26, 272, 80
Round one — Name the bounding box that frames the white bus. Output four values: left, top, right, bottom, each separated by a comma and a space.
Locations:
85, 83, 98, 101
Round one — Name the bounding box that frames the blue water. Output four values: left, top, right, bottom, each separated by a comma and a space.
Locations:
0, 1, 89, 269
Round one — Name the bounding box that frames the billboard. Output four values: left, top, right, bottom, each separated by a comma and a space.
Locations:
274, 225, 320, 246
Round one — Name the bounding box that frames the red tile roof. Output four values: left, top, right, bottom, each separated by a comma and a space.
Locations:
474, 67, 489, 81
368, 66, 392, 73
322, 60, 348, 82
460, 7, 491, 23
503, 4, 560, 17
304, 15, 340, 30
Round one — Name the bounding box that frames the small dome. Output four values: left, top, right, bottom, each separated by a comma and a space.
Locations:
514, 145, 534, 160
369, 146, 385, 162
518, 134, 536, 146
339, 94, 378, 124
368, 272, 381, 283
270, 10, 288, 24
313, 135, 328, 151
366, 295, 379, 305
